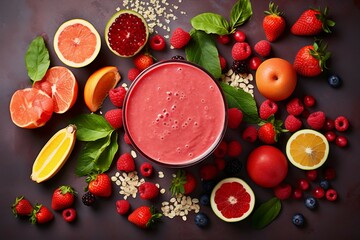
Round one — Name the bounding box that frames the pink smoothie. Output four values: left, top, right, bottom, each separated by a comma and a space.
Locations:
123, 61, 227, 166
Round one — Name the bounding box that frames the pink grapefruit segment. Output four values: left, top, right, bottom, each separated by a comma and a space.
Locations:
210, 177, 255, 222
9, 88, 54, 129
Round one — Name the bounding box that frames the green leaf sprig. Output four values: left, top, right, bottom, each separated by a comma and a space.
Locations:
252, 197, 282, 229
25, 36, 50, 83
71, 114, 118, 177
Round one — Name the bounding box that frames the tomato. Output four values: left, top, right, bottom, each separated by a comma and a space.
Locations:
246, 145, 288, 188
255, 58, 297, 101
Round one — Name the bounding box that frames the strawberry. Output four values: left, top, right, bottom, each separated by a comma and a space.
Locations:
200, 164, 218, 180
291, 7, 335, 36
12, 196, 33, 217
263, 2, 286, 42
128, 206, 162, 228
293, 39, 331, 77
109, 86, 127, 108
170, 27, 191, 49
51, 185, 76, 211
133, 53, 154, 71
116, 153, 136, 172
104, 108, 123, 129
139, 182, 159, 200
231, 42, 252, 61
87, 173, 112, 198
170, 170, 196, 196
258, 115, 287, 144
30, 204, 54, 224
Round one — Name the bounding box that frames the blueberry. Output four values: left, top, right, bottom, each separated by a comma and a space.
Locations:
319, 179, 330, 190
292, 213, 305, 227
304, 196, 318, 210
194, 212, 209, 228
200, 194, 210, 206
327, 74, 342, 88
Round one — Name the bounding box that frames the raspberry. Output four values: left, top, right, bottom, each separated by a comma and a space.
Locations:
170, 27, 191, 49
128, 67, 140, 81
116, 153, 135, 172
149, 34, 166, 51
62, 208, 77, 223
259, 99, 278, 120
254, 40, 271, 57
216, 34, 230, 45
242, 125, 257, 142
307, 111, 326, 130
109, 86, 126, 108
335, 135, 348, 148
139, 182, 159, 200
233, 30, 246, 42
213, 140, 227, 158
227, 140, 242, 157
284, 115, 302, 132
325, 189, 338, 201
116, 199, 130, 215
200, 164, 218, 180
140, 162, 153, 177
227, 108, 243, 129
334, 116, 350, 132
219, 55, 227, 70
123, 132, 132, 145
214, 158, 226, 171
231, 42, 252, 60
104, 109, 123, 129
273, 183, 292, 200
286, 98, 304, 116
303, 95, 316, 107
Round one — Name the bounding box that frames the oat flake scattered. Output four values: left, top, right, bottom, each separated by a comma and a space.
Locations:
221, 69, 255, 97
161, 194, 200, 221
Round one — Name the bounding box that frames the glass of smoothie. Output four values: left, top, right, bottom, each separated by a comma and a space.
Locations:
123, 60, 227, 167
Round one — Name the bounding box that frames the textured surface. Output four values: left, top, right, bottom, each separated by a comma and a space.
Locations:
1, 0, 360, 239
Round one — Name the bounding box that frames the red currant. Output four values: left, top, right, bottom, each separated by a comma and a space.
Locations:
293, 188, 303, 199
273, 183, 292, 200
323, 118, 335, 131
312, 186, 325, 199
334, 116, 350, 132
335, 135, 348, 148
216, 34, 230, 45
248, 56, 262, 70
149, 34, 166, 51
325, 189, 338, 201
324, 167, 336, 180
298, 178, 310, 191
325, 131, 336, 142
306, 170, 318, 181
233, 30, 246, 42
303, 95, 316, 107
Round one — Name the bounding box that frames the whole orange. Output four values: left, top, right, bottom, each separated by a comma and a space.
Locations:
255, 58, 297, 101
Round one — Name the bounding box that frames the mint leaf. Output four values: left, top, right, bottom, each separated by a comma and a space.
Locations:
96, 131, 118, 173
185, 29, 221, 79
25, 36, 50, 82
219, 82, 260, 124
71, 114, 113, 141
230, 0, 253, 30
75, 132, 114, 176
190, 13, 230, 35
252, 197, 282, 229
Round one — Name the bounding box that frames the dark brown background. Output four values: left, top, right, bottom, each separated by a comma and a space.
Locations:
1, 0, 359, 239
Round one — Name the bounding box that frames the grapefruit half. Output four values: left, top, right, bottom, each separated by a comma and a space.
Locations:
33, 66, 78, 114
105, 10, 149, 57
210, 177, 255, 222
54, 19, 101, 68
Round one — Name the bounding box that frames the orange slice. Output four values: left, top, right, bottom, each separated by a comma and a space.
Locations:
84, 66, 121, 112
33, 66, 78, 114
9, 88, 54, 129
54, 19, 101, 68
286, 129, 329, 170
31, 124, 77, 183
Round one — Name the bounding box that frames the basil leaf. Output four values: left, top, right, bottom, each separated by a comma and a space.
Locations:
230, 0, 253, 30
75, 132, 113, 176
191, 13, 230, 35
96, 131, 118, 173
25, 36, 50, 82
71, 114, 113, 141
219, 82, 260, 124
185, 29, 221, 79
252, 197, 282, 229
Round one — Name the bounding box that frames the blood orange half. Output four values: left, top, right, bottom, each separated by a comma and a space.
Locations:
54, 19, 101, 68
9, 88, 54, 129
33, 66, 78, 114
210, 177, 255, 222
